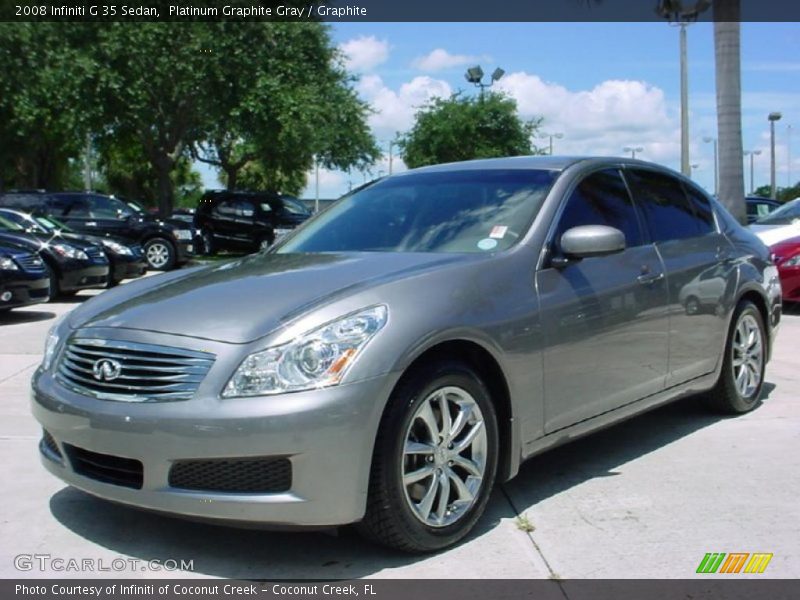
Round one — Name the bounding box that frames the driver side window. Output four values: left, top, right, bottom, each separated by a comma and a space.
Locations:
555, 169, 644, 250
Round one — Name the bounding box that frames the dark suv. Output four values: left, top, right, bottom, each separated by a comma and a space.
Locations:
0, 192, 195, 271
194, 191, 311, 255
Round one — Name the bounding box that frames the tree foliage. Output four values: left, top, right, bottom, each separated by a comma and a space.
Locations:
0, 21, 377, 214
399, 92, 543, 169
753, 182, 800, 203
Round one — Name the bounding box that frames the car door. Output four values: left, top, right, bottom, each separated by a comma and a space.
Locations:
211, 197, 240, 243
624, 169, 735, 385
536, 168, 670, 432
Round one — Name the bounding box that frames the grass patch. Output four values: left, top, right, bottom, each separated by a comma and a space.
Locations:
515, 513, 535, 533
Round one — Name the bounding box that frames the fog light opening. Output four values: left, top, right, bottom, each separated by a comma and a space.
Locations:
0, 291, 12, 302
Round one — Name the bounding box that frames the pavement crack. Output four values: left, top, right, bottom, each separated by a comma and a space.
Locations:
499, 483, 570, 599
0, 360, 39, 385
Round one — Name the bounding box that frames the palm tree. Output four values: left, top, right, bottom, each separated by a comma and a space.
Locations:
712, 1, 746, 223
658, 0, 746, 223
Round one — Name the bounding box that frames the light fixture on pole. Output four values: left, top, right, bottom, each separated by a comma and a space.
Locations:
743, 149, 761, 194
540, 132, 564, 155
464, 65, 505, 98
768, 111, 782, 199
624, 146, 644, 159
703, 136, 718, 196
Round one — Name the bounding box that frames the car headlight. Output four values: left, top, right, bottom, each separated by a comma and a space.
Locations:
782, 254, 800, 267
42, 314, 66, 371
173, 229, 192, 241
50, 243, 88, 261
223, 305, 388, 398
101, 239, 133, 255
0, 257, 18, 271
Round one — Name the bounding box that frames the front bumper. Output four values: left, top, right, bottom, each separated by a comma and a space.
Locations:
59, 262, 110, 292
0, 273, 49, 309
108, 252, 147, 283
174, 238, 194, 264
32, 362, 396, 527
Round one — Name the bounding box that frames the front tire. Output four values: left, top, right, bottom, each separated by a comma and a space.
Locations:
143, 237, 176, 271
705, 300, 766, 414
358, 361, 499, 552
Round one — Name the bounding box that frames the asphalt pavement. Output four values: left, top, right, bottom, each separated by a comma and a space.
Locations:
0, 277, 797, 579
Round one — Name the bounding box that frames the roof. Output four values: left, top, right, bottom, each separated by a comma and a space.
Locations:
393, 155, 665, 175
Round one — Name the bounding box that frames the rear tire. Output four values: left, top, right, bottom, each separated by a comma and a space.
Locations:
705, 300, 766, 414
358, 361, 499, 552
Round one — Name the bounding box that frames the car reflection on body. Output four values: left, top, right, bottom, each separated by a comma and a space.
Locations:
32, 157, 780, 552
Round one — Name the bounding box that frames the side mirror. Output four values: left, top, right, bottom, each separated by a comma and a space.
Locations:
560, 225, 626, 260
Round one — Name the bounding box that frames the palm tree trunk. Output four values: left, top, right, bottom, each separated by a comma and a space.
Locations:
713, 1, 746, 223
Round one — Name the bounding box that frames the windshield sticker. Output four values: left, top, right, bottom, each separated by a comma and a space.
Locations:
490, 225, 508, 239
477, 238, 498, 251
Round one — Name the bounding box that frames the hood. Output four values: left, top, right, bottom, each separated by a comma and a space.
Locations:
0, 231, 44, 251
68, 252, 471, 343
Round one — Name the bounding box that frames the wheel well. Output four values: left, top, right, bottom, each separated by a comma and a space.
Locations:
401, 340, 514, 481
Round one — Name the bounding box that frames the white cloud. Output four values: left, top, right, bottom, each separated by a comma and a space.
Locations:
495, 71, 681, 165
412, 49, 489, 72
356, 74, 452, 136
338, 36, 390, 73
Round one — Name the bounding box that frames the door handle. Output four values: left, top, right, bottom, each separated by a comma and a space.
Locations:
637, 272, 665, 285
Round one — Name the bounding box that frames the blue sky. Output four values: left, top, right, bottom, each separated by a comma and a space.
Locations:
200, 22, 799, 199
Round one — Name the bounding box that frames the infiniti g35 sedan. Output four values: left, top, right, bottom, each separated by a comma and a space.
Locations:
32, 157, 781, 552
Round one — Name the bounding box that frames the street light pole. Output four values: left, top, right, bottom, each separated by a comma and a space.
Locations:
768, 111, 782, 199
679, 21, 691, 177
624, 146, 644, 159
743, 149, 761, 194
788, 124, 793, 188
314, 157, 320, 214
465, 65, 505, 99
541, 132, 564, 155
703, 136, 718, 196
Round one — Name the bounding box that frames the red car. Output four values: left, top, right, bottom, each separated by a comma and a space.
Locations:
771, 236, 800, 302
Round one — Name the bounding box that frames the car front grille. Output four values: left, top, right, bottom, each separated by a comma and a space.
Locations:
85, 246, 108, 262
56, 338, 215, 402
168, 457, 292, 493
63, 444, 143, 489
14, 252, 45, 273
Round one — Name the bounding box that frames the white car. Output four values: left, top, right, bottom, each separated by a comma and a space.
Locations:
750, 198, 800, 245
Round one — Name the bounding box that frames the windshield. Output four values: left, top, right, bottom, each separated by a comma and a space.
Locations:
0, 210, 48, 234
282, 197, 310, 216
277, 169, 558, 254
35, 214, 73, 232
756, 198, 800, 225
0, 215, 25, 232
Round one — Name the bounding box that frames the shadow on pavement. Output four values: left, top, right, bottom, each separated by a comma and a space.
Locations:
502, 392, 771, 509
48, 388, 777, 578
0, 309, 55, 325
48, 486, 508, 578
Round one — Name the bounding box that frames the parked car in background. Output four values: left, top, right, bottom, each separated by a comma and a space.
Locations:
0, 240, 49, 313
746, 196, 780, 224
33, 157, 780, 552
0, 192, 195, 271
0, 214, 108, 299
194, 191, 311, 254
750, 197, 800, 246
0, 209, 146, 287
769, 235, 800, 303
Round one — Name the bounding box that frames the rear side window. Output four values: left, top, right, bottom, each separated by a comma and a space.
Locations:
625, 169, 712, 242
682, 182, 716, 233
555, 169, 644, 248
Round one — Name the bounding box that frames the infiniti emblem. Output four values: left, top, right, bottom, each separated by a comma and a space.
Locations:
92, 358, 122, 382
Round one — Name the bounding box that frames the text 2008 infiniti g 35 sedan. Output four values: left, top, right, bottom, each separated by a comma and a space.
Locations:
32, 157, 781, 552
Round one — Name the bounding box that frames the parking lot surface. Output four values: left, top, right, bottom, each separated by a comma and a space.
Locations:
1, 277, 797, 579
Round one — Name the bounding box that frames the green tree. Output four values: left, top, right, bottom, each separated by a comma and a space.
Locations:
399, 92, 542, 169
753, 182, 800, 203
0, 24, 97, 190
190, 22, 378, 192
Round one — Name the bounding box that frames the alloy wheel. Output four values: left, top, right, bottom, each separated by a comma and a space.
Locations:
146, 242, 170, 269
401, 386, 488, 528
731, 313, 764, 398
